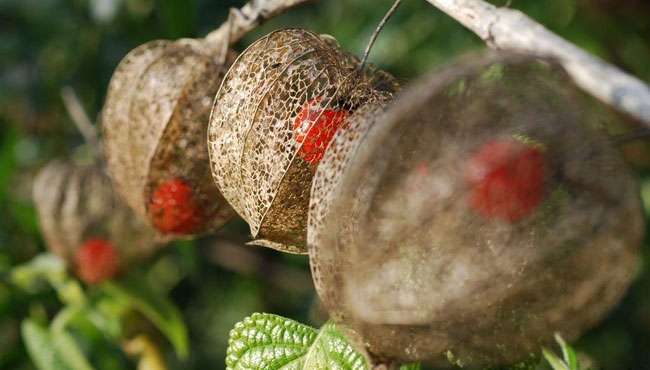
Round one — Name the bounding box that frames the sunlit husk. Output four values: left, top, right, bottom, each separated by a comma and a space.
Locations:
308, 52, 644, 367
208, 28, 397, 253
102, 39, 237, 237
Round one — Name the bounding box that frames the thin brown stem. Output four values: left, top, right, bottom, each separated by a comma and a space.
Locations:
360, 0, 403, 70
60, 87, 98, 147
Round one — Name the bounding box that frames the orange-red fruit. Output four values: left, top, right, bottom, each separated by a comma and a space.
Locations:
293, 99, 349, 166
75, 239, 120, 284
465, 138, 545, 222
148, 178, 203, 234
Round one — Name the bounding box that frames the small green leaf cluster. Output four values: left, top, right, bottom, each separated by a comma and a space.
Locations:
22, 319, 93, 370
11, 253, 189, 370
542, 334, 588, 370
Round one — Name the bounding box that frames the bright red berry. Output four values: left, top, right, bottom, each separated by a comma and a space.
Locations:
148, 178, 203, 234
75, 238, 120, 284
292, 98, 349, 166
465, 138, 545, 222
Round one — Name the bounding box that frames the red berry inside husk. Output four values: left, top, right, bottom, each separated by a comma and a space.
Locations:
292, 98, 349, 166
465, 138, 545, 222
149, 178, 203, 234
75, 238, 120, 284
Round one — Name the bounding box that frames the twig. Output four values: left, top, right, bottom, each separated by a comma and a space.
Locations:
215, 7, 237, 65
423, 0, 650, 126
204, 0, 313, 50
360, 0, 403, 70
60, 87, 99, 147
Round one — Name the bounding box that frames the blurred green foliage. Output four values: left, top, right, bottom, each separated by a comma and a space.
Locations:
0, 0, 649, 369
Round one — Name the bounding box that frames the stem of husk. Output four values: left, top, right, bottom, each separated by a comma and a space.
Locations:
60, 87, 102, 159
359, 0, 403, 71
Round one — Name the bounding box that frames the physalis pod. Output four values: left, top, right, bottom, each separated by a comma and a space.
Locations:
308, 52, 643, 367
208, 28, 398, 253
33, 160, 159, 284
102, 39, 237, 237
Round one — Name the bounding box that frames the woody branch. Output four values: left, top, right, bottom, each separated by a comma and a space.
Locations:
424, 0, 650, 126
204, 0, 313, 47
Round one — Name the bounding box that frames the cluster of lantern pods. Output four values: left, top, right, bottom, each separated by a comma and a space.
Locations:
33, 25, 643, 367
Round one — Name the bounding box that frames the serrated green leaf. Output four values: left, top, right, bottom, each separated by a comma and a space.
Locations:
103, 274, 189, 359
226, 313, 423, 370
226, 312, 318, 369
302, 322, 368, 370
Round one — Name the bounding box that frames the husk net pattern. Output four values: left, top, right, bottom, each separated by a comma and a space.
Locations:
308, 96, 392, 272
208, 28, 397, 254
308, 52, 644, 367
102, 39, 236, 237
33, 161, 159, 267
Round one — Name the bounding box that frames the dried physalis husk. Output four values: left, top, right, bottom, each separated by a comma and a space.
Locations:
33, 160, 159, 283
208, 28, 398, 254
102, 39, 237, 237
308, 52, 644, 367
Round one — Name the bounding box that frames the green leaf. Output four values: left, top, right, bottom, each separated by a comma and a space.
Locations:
21, 319, 95, 370
542, 334, 583, 370
226, 312, 318, 369
103, 274, 189, 359
50, 329, 94, 370
556, 334, 578, 370
399, 363, 421, 370
22, 319, 68, 370
227, 313, 420, 370
11, 253, 67, 291
302, 322, 367, 370
543, 348, 569, 370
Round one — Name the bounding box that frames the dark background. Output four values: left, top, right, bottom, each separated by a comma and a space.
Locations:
1, 0, 649, 369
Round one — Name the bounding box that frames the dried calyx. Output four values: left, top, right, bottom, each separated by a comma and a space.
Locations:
33, 160, 159, 284
101, 0, 314, 239
308, 52, 643, 367
102, 36, 237, 238
208, 28, 398, 254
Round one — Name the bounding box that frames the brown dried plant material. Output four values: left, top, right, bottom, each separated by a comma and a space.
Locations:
102, 39, 237, 237
208, 28, 398, 254
308, 52, 644, 367
33, 160, 159, 281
